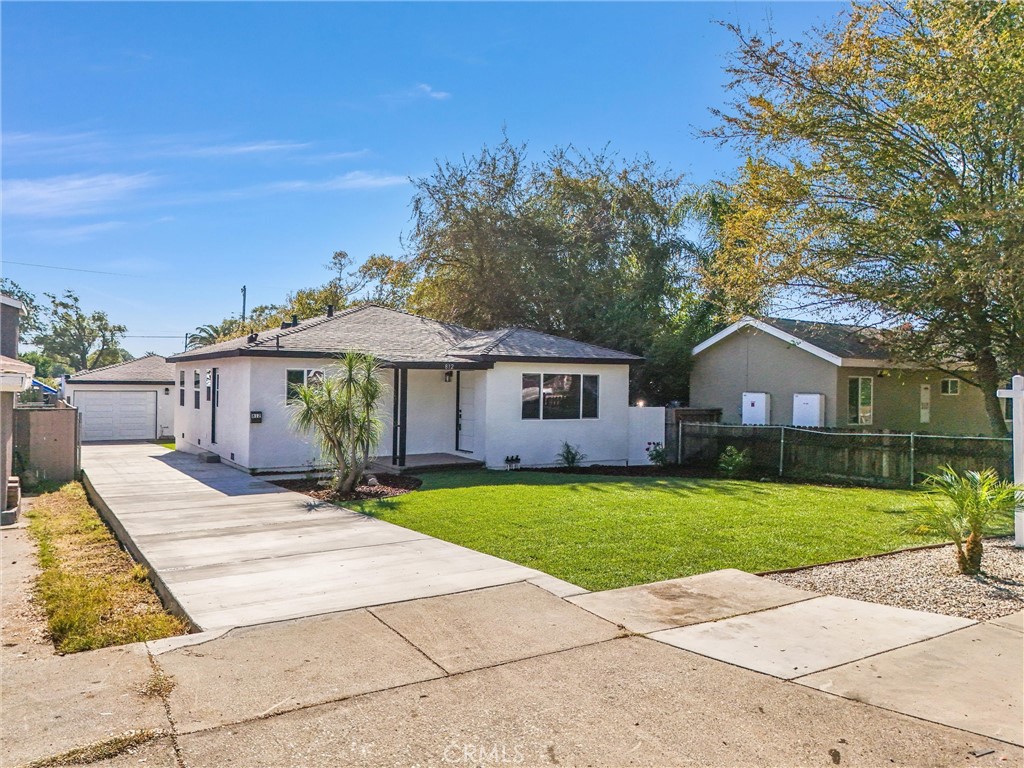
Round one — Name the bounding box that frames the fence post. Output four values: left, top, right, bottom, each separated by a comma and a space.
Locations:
778, 426, 785, 477
909, 433, 915, 487
677, 419, 682, 465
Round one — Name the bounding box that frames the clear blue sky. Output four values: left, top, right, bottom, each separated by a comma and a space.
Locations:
2, 1, 846, 358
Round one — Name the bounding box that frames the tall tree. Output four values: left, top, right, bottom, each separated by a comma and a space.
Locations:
33, 291, 129, 372
407, 137, 697, 401
707, 0, 1024, 434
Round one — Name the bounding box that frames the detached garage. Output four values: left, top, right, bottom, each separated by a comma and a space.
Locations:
63, 355, 175, 442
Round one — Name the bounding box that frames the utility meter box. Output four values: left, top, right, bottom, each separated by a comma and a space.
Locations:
792, 393, 826, 428
742, 392, 771, 425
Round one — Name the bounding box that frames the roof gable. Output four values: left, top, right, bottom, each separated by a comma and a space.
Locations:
692, 317, 892, 366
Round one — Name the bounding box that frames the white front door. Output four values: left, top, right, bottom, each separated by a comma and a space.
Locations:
920, 384, 931, 424
457, 373, 476, 453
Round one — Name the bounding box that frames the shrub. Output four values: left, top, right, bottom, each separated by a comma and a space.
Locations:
718, 445, 752, 477
557, 441, 587, 468
646, 441, 670, 467
913, 465, 1019, 575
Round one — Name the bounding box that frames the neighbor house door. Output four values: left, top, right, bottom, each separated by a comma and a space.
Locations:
456, 372, 476, 453
920, 383, 931, 424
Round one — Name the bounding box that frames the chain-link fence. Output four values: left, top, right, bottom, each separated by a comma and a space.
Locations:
676, 422, 1012, 488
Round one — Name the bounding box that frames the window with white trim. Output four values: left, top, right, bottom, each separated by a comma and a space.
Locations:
940, 378, 960, 395
847, 377, 873, 425
521, 373, 599, 420
286, 369, 324, 402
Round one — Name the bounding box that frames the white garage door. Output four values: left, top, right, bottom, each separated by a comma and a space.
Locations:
76, 391, 157, 442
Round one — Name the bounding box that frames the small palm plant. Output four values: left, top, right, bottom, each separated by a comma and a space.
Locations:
916, 466, 1019, 576
289, 352, 385, 495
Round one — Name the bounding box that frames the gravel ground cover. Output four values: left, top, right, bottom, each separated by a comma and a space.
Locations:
765, 537, 1023, 621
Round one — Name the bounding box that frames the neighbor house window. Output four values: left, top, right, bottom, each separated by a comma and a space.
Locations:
286, 369, 324, 402
1004, 381, 1014, 422
521, 373, 599, 420
940, 378, 960, 395
848, 377, 873, 425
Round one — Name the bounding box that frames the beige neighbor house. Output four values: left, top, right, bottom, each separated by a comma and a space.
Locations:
689, 317, 1006, 436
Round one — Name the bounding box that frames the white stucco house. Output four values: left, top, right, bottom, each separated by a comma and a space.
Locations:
167, 305, 661, 473
63, 355, 176, 442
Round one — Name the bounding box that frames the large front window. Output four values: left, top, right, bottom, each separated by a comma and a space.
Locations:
522, 373, 599, 420
848, 377, 873, 425
286, 369, 324, 402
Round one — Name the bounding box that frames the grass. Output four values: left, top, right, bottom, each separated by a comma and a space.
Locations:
157, 441, 175, 451
26, 483, 188, 653
350, 470, 1011, 591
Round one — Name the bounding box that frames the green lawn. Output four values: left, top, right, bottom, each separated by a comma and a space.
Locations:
157, 441, 176, 451
350, 471, 980, 591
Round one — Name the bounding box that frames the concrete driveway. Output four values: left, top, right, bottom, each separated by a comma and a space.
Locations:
81, 444, 572, 631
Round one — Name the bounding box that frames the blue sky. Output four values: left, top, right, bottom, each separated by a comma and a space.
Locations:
2, 1, 846, 358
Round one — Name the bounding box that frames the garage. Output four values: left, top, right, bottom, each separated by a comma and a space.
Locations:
76, 390, 157, 441
62, 355, 176, 442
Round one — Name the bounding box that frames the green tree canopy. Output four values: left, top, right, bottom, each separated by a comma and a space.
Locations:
33, 291, 130, 372
406, 137, 701, 401
707, 0, 1024, 433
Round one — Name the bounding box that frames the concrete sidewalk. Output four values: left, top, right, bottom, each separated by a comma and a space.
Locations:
81, 444, 569, 630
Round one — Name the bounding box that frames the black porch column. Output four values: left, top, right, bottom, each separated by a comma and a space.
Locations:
398, 367, 408, 467
391, 368, 400, 466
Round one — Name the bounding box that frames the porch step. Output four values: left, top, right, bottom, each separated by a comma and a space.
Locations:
198, 451, 221, 464
368, 453, 485, 475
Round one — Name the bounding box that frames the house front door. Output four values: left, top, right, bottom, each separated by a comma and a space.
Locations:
456, 372, 476, 453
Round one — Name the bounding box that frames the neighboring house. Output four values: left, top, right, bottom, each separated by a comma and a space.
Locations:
167, 304, 651, 472
63, 355, 176, 441
689, 316, 1001, 436
1, 295, 33, 519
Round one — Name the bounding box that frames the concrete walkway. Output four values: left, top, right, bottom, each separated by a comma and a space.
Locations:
81, 444, 570, 631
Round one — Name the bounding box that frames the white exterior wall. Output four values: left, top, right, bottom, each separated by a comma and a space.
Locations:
174, 358, 252, 465
627, 406, 667, 465
65, 382, 175, 439
481, 362, 631, 469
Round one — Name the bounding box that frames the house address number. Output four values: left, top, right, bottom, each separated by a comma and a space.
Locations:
250, 411, 263, 423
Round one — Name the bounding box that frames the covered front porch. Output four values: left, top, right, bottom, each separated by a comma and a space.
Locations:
384, 363, 489, 470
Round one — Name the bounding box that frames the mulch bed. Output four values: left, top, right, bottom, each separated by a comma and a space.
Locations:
272, 473, 421, 502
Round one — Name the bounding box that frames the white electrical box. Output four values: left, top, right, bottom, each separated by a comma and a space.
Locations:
742, 392, 771, 425
792, 393, 826, 428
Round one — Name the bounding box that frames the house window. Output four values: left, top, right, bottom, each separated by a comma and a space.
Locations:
193, 370, 200, 388
521, 373, 599, 420
179, 389, 185, 407
848, 377, 873, 425
286, 369, 324, 402
940, 378, 960, 395
194, 390, 200, 409
179, 371, 185, 387
179, 370, 185, 406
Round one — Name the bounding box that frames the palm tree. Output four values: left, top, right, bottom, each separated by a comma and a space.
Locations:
289, 353, 385, 495
916, 466, 1019, 575
185, 319, 241, 350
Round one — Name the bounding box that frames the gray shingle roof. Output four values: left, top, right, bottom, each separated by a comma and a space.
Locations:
67, 354, 176, 384
448, 327, 641, 362
168, 305, 640, 366
762, 318, 891, 360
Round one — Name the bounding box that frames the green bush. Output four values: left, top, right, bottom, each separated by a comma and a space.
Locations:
645, 441, 670, 467
557, 441, 587, 468
718, 445, 752, 477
